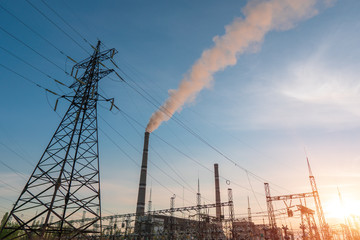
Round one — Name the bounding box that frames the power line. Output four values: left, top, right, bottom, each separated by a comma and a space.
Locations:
39, 0, 90, 45
24, 0, 90, 55
119, 71, 266, 199
168, 110, 290, 193
150, 146, 198, 194
246, 171, 263, 212
0, 126, 34, 163
0, 196, 14, 203
0, 25, 66, 73
99, 100, 199, 195
0, 3, 67, 57
153, 132, 259, 194
4, 112, 119, 218
99, 114, 189, 193
170, 115, 283, 192
110, 57, 294, 196
99, 114, 198, 198
0, 23, 86, 87
0, 62, 59, 96
112, 55, 168, 105
103, 82, 201, 197
0, 159, 27, 181
0, 178, 19, 193
99, 128, 194, 206
59, 0, 98, 40
110, 59, 289, 194
112, 75, 215, 195
0, 142, 34, 167
114, 107, 260, 196
0, 46, 69, 90
101, 72, 264, 209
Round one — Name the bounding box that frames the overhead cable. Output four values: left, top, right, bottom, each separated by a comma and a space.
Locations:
40, 0, 90, 45
24, 0, 90, 55
0, 63, 59, 96
0, 3, 67, 57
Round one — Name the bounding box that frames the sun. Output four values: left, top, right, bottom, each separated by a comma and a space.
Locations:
323, 197, 360, 222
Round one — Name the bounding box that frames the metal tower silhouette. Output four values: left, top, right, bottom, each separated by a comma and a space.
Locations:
0, 41, 117, 239
247, 196, 252, 223
265, 183, 278, 240
307, 157, 331, 240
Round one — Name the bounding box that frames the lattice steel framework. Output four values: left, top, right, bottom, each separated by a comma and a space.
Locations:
307, 158, 331, 240
169, 195, 176, 240
0, 41, 117, 239
298, 205, 320, 240
265, 183, 278, 240
247, 196, 252, 223
227, 188, 235, 239
196, 178, 202, 239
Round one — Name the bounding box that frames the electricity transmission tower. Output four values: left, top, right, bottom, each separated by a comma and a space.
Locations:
265, 183, 279, 240
307, 158, 331, 240
0, 41, 117, 239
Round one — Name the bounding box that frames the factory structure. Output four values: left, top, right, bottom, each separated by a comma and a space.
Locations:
1, 42, 360, 240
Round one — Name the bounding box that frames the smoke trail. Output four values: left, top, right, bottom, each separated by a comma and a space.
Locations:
146, 0, 331, 132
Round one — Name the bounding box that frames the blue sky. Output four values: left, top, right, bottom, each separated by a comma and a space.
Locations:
1, 0, 360, 228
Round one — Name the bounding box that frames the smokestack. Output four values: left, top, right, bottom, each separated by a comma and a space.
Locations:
135, 132, 150, 226
214, 163, 222, 221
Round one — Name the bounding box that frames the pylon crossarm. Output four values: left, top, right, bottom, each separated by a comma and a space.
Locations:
73, 48, 117, 70
98, 69, 114, 79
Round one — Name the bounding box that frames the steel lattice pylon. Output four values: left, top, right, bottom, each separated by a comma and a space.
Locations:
0, 41, 117, 239
307, 158, 331, 240
265, 183, 278, 240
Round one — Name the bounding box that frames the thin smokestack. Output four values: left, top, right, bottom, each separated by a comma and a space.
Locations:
146, 0, 332, 133
136, 132, 150, 218
214, 163, 222, 221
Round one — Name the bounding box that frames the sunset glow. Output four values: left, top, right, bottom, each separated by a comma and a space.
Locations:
324, 197, 360, 221
1, 0, 360, 239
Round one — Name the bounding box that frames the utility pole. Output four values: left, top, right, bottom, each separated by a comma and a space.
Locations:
0, 41, 117, 239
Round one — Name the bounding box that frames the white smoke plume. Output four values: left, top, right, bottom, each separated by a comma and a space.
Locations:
146, 0, 332, 132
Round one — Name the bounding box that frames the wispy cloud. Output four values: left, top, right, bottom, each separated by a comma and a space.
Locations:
279, 56, 360, 116
227, 36, 360, 131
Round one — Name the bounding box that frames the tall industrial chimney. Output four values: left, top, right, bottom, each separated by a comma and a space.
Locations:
214, 163, 222, 221
135, 132, 150, 232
